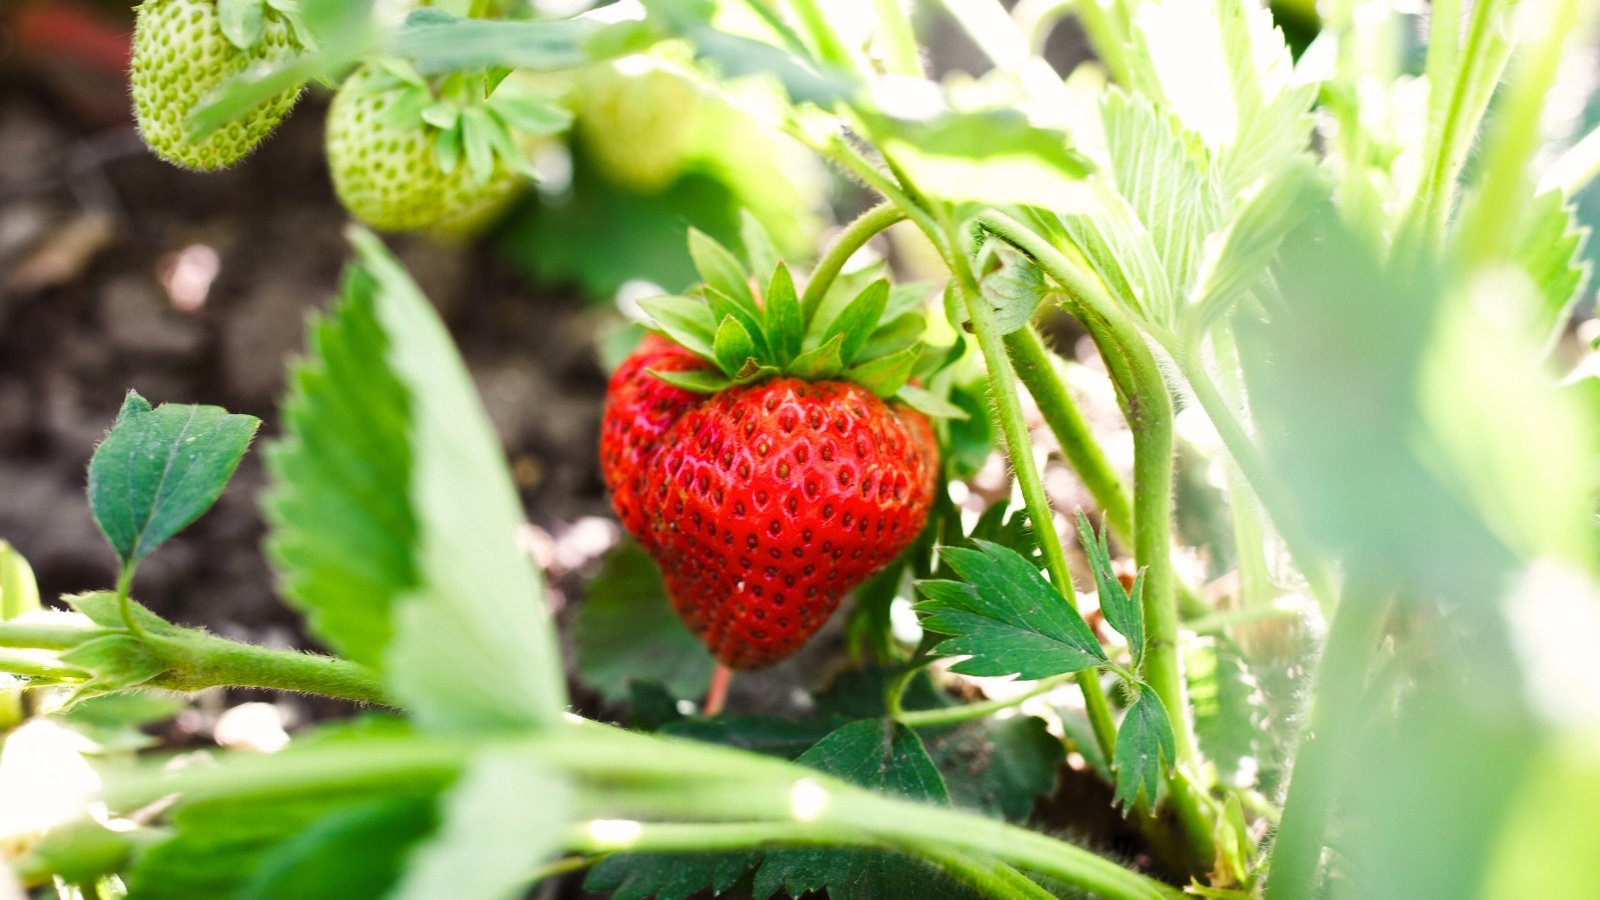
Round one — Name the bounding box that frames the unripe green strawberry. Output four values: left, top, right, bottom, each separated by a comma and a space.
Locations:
576, 59, 701, 194
131, 0, 302, 171
326, 65, 533, 234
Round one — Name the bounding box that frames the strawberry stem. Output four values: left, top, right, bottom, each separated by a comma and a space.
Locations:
703, 663, 733, 717
799, 201, 906, 325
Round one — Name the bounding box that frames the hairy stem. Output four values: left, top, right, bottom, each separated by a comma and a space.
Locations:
1265, 584, 1389, 899
801, 202, 907, 321
976, 210, 1214, 870
898, 672, 1078, 729
1004, 325, 1134, 542
144, 629, 388, 705
944, 215, 1120, 770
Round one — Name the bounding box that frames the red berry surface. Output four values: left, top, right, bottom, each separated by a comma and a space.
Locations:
640, 377, 938, 669
600, 335, 710, 547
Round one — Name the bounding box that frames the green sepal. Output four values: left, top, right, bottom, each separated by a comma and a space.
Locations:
704, 286, 770, 360
219, 0, 267, 50
896, 384, 969, 419
764, 263, 803, 365
712, 315, 758, 378
486, 92, 573, 136
845, 347, 921, 398
789, 333, 846, 380
739, 210, 782, 281
420, 101, 460, 131
859, 312, 927, 360
435, 125, 463, 175
381, 87, 434, 131
648, 368, 735, 393
688, 228, 758, 313
639, 295, 717, 358
460, 107, 497, 186
824, 279, 890, 366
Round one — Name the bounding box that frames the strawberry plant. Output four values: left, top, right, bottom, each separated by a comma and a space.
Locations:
2, 0, 1599, 898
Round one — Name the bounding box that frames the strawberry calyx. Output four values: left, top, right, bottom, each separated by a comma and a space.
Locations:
217, 0, 314, 53
346, 58, 572, 187
638, 222, 965, 418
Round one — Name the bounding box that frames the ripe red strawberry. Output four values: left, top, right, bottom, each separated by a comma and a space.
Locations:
644, 378, 938, 668
600, 335, 711, 547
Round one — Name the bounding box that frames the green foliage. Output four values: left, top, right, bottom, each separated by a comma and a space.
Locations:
1113, 689, 1176, 812
874, 109, 1094, 210
586, 852, 753, 900
1510, 187, 1592, 348
574, 541, 714, 705
266, 230, 566, 732
1075, 513, 1145, 670
238, 796, 438, 900
87, 392, 260, 567
916, 540, 1107, 679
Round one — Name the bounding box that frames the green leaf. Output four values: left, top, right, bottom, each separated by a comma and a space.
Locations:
267, 229, 566, 732
390, 748, 570, 899
704, 287, 770, 361
219, 0, 267, 50
1510, 188, 1592, 349
664, 715, 839, 760
916, 540, 1107, 679
0, 540, 40, 621
740, 210, 783, 282
639, 295, 717, 359
486, 91, 573, 137
240, 796, 438, 900
820, 279, 890, 366
1047, 183, 1174, 330
922, 714, 1064, 823
754, 720, 961, 900
894, 384, 968, 420
1113, 689, 1176, 812
845, 347, 919, 398
390, 11, 599, 74
860, 312, 927, 360
1074, 513, 1144, 670
712, 314, 758, 377
765, 263, 803, 365
788, 333, 847, 380
1100, 89, 1224, 317
1190, 157, 1325, 330
981, 254, 1050, 335
585, 852, 753, 900
874, 107, 1094, 210
648, 368, 734, 393
689, 227, 759, 313
1188, 636, 1267, 789
87, 392, 260, 567
574, 541, 714, 705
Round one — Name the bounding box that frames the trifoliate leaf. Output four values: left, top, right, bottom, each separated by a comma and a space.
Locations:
915, 540, 1107, 679
1191, 157, 1325, 330
1075, 512, 1144, 669
574, 541, 714, 705
88, 392, 260, 567
1113, 688, 1177, 812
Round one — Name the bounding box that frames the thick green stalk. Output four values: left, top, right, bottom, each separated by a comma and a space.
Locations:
107, 724, 1182, 900
801, 202, 907, 320
1005, 325, 1134, 543
787, 0, 861, 73
944, 218, 1120, 771
976, 211, 1214, 868
1265, 584, 1390, 899
872, 0, 923, 77
144, 629, 388, 705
